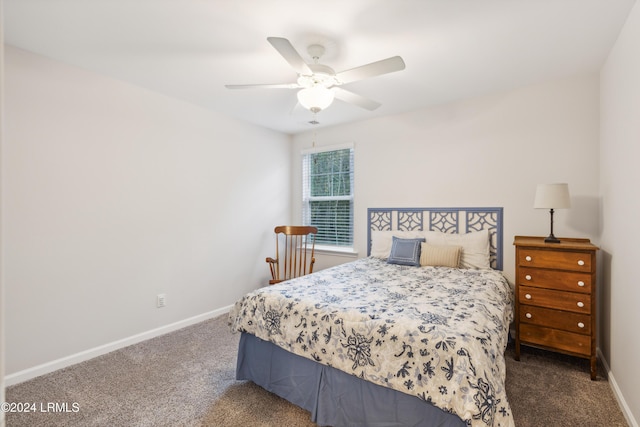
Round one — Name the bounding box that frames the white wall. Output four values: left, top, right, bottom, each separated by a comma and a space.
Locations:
1, 1, 6, 423
600, 2, 640, 425
2, 46, 291, 377
292, 74, 601, 283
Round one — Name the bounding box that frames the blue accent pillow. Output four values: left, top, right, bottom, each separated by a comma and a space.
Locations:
387, 236, 426, 266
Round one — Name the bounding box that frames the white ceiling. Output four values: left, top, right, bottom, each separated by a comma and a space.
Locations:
4, 0, 636, 135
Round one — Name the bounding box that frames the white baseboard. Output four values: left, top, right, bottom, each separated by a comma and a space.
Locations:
4, 305, 232, 387
597, 348, 639, 427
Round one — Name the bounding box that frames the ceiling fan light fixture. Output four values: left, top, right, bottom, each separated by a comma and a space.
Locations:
297, 86, 335, 113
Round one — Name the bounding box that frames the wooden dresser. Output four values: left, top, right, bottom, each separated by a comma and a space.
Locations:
513, 235, 599, 380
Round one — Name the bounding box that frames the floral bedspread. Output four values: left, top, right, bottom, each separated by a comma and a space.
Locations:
229, 257, 514, 426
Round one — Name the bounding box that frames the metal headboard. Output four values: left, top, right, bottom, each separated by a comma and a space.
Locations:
367, 207, 504, 270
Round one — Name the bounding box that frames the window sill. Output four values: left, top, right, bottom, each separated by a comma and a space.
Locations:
313, 245, 359, 257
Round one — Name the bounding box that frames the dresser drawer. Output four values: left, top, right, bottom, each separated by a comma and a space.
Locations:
518, 267, 591, 293
519, 286, 591, 314
519, 304, 591, 335
520, 324, 591, 356
518, 248, 592, 272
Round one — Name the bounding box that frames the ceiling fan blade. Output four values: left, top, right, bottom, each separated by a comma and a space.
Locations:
336, 56, 405, 84
225, 83, 300, 89
267, 37, 313, 75
333, 87, 381, 111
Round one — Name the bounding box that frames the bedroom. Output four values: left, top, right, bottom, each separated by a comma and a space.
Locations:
1, 1, 639, 426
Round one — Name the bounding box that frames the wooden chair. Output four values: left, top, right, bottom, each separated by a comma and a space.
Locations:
266, 225, 318, 285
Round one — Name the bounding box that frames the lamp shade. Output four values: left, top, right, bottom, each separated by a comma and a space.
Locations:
297, 86, 334, 112
534, 183, 571, 209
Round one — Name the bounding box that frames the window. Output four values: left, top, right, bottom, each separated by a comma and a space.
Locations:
302, 144, 354, 248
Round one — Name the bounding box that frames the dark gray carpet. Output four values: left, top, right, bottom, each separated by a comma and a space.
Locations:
5, 314, 628, 426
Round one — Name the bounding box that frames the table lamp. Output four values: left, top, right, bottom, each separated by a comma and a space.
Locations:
534, 183, 571, 243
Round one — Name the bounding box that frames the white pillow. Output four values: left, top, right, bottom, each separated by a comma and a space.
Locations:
370, 230, 426, 258
423, 229, 490, 269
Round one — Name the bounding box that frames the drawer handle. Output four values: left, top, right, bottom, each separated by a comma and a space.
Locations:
578, 322, 585, 329
525, 313, 532, 319
525, 294, 532, 300
577, 301, 585, 308
578, 260, 585, 266
577, 281, 585, 287
525, 275, 532, 281
525, 256, 532, 262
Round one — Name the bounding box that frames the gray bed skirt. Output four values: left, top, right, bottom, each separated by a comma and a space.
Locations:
236, 332, 466, 427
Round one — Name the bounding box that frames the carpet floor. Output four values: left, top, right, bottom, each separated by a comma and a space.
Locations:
6, 314, 629, 426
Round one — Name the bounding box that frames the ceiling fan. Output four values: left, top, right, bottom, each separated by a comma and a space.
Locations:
225, 37, 406, 113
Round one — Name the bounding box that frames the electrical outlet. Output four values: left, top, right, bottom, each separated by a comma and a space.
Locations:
157, 294, 166, 308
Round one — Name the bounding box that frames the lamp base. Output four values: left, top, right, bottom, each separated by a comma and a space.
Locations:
544, 235, 561, 243
544, 208, 561, 243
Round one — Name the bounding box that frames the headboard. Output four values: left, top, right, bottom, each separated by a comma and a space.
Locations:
367, 207, 504, 270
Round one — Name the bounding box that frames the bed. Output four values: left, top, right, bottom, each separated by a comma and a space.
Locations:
229, 207, 514, 426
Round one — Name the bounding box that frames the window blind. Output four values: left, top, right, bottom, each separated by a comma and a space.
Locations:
302, 145, 354, 248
